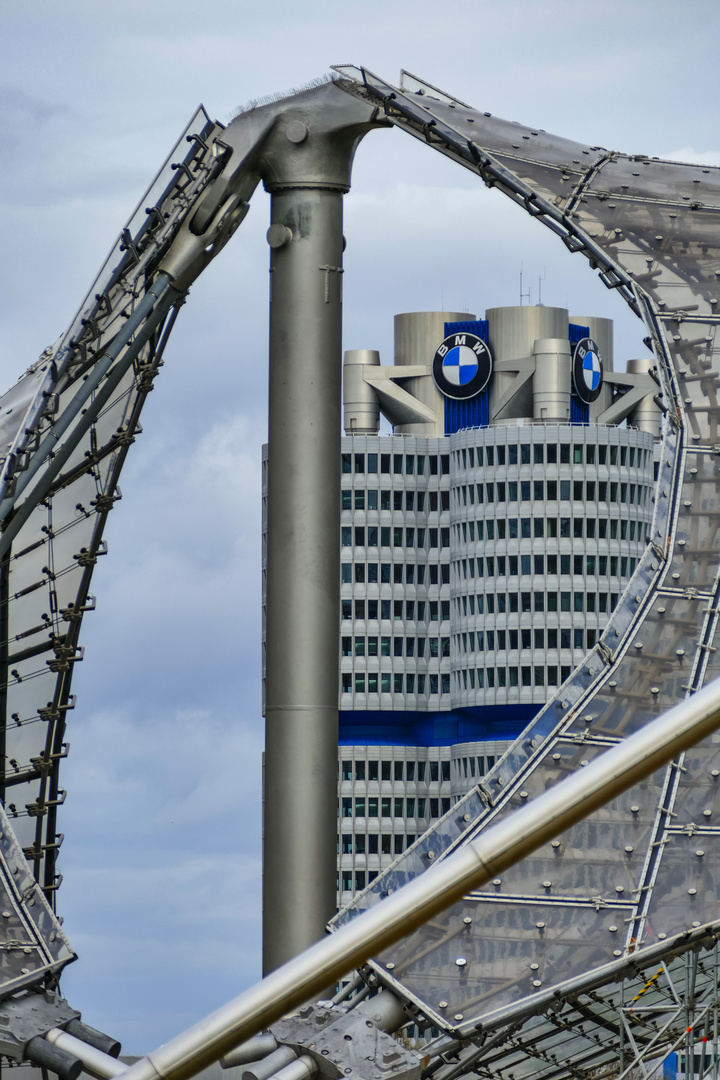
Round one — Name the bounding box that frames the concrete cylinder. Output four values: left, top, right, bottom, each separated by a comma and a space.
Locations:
343, 349, 380, 434
263, 186, 343, 975
570, 314, 614, 420
627, 357, 662, 438
532, 338, 571, 422
393, 311, 473, 435
487, 306, 568, 420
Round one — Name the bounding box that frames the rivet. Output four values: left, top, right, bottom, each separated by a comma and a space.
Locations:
427, 851, 435, 860
609, 926, 618, 933
552, 753, 561, 761
625, 845, 634, 853
438, 1001, 448, 1009
659, 932, 667, 939
631, 805, 640, 814
616, 886, 625, 893
463, 813, 471, 822
533, 979, 542, 987
536, 921, 545, 929
454, 1014, 464, 1021
703, 810, 712, 818
651, 687, 660, 695
613, 949, 623, 957
696, 850, 705, 857
455, 957, 467, 967
530, 963, 539, 970
520, 790, 529, 799
493, 878, 502, 886
551, 840, 560, 849
580, 760, 588, 767
386, 962, 395, 970
693, 921, 701, 928
689, 888, 697, 895
543, 881, 552, 888
463, 916, 472, 924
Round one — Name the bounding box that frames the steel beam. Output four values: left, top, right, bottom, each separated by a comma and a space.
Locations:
258, 81, 384, 973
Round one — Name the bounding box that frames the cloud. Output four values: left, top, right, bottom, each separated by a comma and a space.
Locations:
663, 147, 720, 167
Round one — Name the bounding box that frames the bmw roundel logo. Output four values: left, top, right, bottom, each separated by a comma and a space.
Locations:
572, 337, 603, 404
432, 333, 493, 400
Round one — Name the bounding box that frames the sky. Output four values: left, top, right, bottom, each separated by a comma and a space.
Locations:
1, 0, 720, 1056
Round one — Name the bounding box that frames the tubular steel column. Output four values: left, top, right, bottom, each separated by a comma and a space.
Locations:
259, 83, 382, 974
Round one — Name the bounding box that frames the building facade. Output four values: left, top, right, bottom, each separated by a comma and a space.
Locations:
262, 303, 661, 911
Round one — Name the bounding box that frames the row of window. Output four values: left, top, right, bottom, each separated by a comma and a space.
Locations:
455, 591, 620, 616
341, 599, 451, 622
341, 759, 451, 782
455, 626, 595, 653
342, 518, 647, 549
342, 452, 449, 476
454, 755, 496, 780
342, 562, 449, 585
452, 442, 650, 469
456, 552, 637, 579
455, 516, 646, 542
341, 796, 452, 818
342, 489, 449, 512
341, 833, 416, 855
342, 672, 451, 694
341, 590, 622, 622
342, 655, 596, 696
454, 664, 578, 689
341, 442, 651, 477
341, 525, 450, 548
342, 636, 451, 658
453, 479, 651, 507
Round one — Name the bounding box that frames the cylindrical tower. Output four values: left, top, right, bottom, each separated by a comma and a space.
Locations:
486, 306, 568, 419
532, 338, 571, 422
627, 358, 663, 437
343, 349, 381, 435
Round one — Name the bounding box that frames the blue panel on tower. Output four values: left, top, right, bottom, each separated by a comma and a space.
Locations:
338, 704, 538, 747
569, 322, 590, 424
443, 321, 490, 434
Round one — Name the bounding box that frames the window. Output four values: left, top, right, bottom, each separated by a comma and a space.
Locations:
342, 527, 352, 546
368, 798, 379, 817
342, 454, 352, 474
354, 798, 365, 816
560, 444, 570, 463
381, 673, 391, 692
381, 799, 391, 818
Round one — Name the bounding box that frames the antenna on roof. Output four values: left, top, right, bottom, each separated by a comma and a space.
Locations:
537, 267, 546, 306
520, 265, 530, 306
